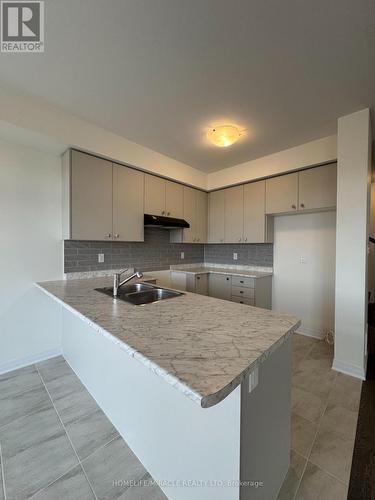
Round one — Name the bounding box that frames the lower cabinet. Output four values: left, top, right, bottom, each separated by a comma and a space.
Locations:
186, 274, 209, 295
230, 275, 272, 309
208, 274, 232, 300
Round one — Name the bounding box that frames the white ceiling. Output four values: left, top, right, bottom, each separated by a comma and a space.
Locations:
0, 0, 374, 172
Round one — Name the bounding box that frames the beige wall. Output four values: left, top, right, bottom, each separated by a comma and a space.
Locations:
207, 135, 337, 190
0, 138, 63, 371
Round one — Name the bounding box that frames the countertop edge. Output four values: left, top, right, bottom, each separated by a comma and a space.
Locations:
171, 268, 273, 278
201, 320, 301, 408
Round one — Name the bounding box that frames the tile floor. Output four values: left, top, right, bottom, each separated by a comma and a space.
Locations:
0, 334, 361, 500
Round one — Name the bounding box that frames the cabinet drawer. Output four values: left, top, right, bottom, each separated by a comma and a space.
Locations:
231, 296, 254, 306
231, 276, 255, 288
231, 286, 255, 299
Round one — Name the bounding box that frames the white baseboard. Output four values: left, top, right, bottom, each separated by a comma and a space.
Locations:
296, 327, 325, 340
332, 358, 366, 380
0, 348, 62, 375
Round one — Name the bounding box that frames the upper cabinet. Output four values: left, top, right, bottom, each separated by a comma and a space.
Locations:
208, 190, 225, 243
243, 180, 266, 243
182, 187, 207, 243
265, 173, 299, 215
144, 174, 165, 216
265, 165, 337, 215
196, 190, 208, 243
165, 181, 184, 218
63, 150, 144, 241
69, 151, 113, 241
224, 185, 244, 243
113, 164, 144, 241
298, 164, 337, 211
144, 174, 184, 218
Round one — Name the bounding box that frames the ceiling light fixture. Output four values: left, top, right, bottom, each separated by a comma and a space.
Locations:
207, 124, 242, 148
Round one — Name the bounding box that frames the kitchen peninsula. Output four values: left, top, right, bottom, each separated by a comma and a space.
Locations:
36, 276, 300, 500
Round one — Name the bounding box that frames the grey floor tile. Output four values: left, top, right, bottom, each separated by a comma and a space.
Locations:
295, 461, 348, 500
37, 356, 71, 383
309, 426, 355, 484
0, 407, 78, 499
292, 357, 337, 400
82, 435, 147, 500
65, 408, 119, 461
291, 413, 318, 458
32, 465, 95, 500
291, 386, 326, 424
41, 367, 99, 426
319, 402, 358, 441
277, 450, 306, 500
121, 474, 167, 500
0, 365, 41, 398
328, 372, 362, 413
0, 384, 52, 429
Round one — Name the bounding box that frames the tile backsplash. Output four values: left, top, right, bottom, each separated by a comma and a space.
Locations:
204, 243, 273, 268
64, 228, 273, 273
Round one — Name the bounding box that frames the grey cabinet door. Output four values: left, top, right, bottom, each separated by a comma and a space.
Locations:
195, 274, 208, 295
144, 174, 166, 216
208, 274, 232, 300
298, 163, 337, 211
113, 165, 144, 242
166, 180, 184, 218
208, 190, 225, 243
183, 186, 196, 243
224, 185, 244, 243
265, 173, 298, 214
71, 151, 113, 241
196, 190, 208, 243
243, 180, 266, 243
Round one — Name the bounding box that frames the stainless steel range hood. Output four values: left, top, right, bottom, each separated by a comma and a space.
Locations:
144, 214, 190, 229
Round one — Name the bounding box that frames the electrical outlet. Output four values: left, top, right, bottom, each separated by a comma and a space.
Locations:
300, 256, 306, 264
248, 367, 258, 393
98, 253, 104, 263
233, 252, 238, 261
180, 252, 185, 260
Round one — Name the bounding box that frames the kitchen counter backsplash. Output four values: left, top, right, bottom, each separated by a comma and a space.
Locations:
64, 227, 273, 273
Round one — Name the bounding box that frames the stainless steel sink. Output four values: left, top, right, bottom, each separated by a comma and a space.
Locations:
125, 288, 183, 305
95, 283, 184, 305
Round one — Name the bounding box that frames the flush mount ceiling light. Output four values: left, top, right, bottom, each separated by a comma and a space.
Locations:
207, 124, 242, 148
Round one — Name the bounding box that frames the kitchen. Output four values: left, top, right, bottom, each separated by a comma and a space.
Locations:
0, 1, 374, 499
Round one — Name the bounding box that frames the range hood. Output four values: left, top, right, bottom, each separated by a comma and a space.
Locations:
144, 214, 190, 229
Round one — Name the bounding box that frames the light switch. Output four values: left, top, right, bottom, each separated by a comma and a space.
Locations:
98, 253, 104, 263
248, 367, 259, 393
233, 253, 238, 261
180, 252, 185, 260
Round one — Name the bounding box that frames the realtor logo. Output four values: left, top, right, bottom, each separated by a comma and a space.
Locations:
1, 1, 44, 52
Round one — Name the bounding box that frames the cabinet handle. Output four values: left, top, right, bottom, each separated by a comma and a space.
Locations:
161, 211, 165, 215
300, 203, 305, 209
291, 204, 296, 209
238, 238, 242, 242
114, 234, 119, 238
167, 212, 170, 216
197, 238, 200, 242
197, 276, 200, 280
226, 277, 229, 281
240, 291, 244, 294
220, 239, 224, 243
106, 233, 111, 238
240, 280, 244, 284
244, 237, 248, 242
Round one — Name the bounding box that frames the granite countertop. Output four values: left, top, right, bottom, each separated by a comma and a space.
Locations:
36, 277, 299, 408
171, 266, 273, 279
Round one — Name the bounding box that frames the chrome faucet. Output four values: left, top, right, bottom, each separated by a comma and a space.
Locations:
113, 269, 143, 298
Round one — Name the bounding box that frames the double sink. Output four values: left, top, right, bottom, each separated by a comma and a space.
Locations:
95, 282, 184, 305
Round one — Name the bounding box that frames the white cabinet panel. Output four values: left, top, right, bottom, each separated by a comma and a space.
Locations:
113, 164, 144, 242
144, 174, 166, 216
243, 181, 266, 243
224, 185, 244, 243
298, 164, 337, 211
166, 181, 184, 218
208, 190, 225, 243
265, 173, 298, 215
